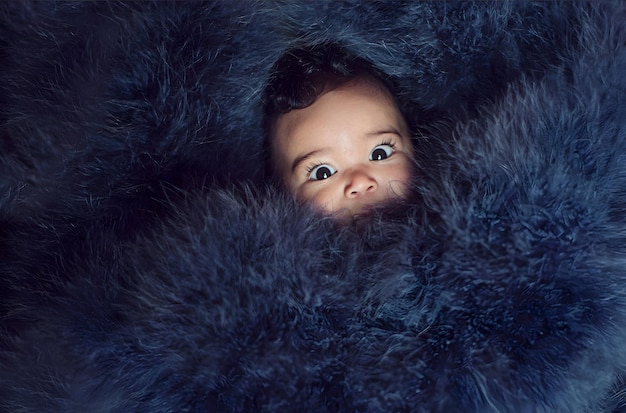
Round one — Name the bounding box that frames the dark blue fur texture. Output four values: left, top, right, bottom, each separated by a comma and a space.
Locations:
1, 1, 625, 412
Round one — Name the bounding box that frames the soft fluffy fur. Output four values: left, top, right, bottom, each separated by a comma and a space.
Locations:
1, 1, 625, 412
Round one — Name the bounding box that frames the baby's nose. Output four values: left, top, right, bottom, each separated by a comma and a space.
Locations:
344, 169, 378, 198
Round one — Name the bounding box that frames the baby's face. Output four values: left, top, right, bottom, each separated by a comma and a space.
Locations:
271, 81, 414, 218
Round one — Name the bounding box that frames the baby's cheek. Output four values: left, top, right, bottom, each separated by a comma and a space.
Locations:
386, 176, 410, 199
309, 191, 336, 213
297, 185, 337, 214
385, 158, 414, 198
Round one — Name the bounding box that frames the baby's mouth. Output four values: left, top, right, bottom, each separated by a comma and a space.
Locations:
331, 203, 379, 223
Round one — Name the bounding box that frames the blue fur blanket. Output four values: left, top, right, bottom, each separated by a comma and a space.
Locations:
1, 1, 626, 412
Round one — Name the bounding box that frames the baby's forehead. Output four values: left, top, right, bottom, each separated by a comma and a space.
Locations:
274, 79, 399, 128
277, 85, 381, 135
327, 77, 396, 105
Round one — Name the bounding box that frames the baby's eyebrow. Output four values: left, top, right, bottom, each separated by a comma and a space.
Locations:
292, 149, 324, 173
366, 127, 402, 137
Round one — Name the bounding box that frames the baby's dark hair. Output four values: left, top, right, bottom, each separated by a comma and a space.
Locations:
262, 43, 403, 179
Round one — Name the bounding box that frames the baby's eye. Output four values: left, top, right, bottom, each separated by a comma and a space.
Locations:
308, 164, 337, 181
370, 144, 394, 161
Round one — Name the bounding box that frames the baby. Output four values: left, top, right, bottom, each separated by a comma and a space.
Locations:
264, 43, 415, 219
